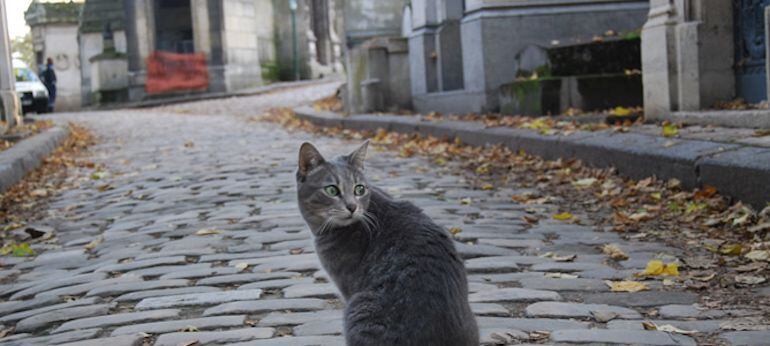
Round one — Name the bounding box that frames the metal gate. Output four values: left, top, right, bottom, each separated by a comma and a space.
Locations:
735, 0, 770, 103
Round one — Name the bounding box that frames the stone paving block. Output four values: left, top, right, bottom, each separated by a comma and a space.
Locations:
53, 309, 180, 333
10, 272, 109, 300
476, 317, 590, 331
283, 283, 340, 299
293, 318, 345, 336
95, 256, 189, 273
36, 276, 143, 298
519, 277, 609, 291
228, 335, 345, 346
135, 289, 263, 310
525, 302, 641, 320
238, 277, 315, 290
86, 279, 190, 297
0, 329, 101, 346
0, 297, 101, 323
469, 287, 562, 303
477, 238, 545, 249
658, 304, 758, 319
607, 319, 731, 333
719, 331, 770, 346
530, 262, 611, 272
203, 298, 330, 316
196, 272, 302, 286
15, 303, 114, 332
114, 286, 221, 302
125, 263, 211, 278
550, 329, 696, 345
55, 334, 146, 346
468, 272, 544, 283
454, 242, 517, 257
110, 315, 246, 336
153, 327, 276, 346
258, 310, 343, 327
471, 303, 510, 316
583, 291, 699, 307
159, 266, 240, 279
15, 250, 88, 270
0, 295, 60, 316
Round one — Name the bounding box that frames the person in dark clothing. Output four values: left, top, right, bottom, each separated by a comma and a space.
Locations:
40, 58, 57, 112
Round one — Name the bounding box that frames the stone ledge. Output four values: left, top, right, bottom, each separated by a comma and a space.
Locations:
0, 126, 70, 193
294, 107, 770, 209
671, 110, 770, 129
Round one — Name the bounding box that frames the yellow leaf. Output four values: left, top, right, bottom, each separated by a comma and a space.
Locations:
448, 227, 462, 235
719, 244, 743, 256
605, 280, 649, 292
460, 197, 472, 205
662, 123, 679, 137
482, 184, 494, 191
612, 107, 632, 116
553, 212, 574, 221
650, 192, 662, 201
639, 260, 679, 277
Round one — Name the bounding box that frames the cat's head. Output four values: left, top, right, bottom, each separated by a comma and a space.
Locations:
296, 141, 371, 234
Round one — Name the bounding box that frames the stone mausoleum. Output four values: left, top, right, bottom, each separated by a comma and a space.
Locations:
26, 0, 343, 109
406, 0, 650, 114
641, 0, 770, 128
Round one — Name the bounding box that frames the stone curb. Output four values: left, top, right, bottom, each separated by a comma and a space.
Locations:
0, 126, 70, 193
294, 107, 769, 209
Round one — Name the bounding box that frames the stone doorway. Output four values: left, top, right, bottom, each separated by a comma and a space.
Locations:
155, 0, 194, 54
734, 0, 769, 103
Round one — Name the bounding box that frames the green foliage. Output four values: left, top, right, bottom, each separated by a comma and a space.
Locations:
261, 62, 281, 83
0, 242, 36, 257
11, 33, 34, 67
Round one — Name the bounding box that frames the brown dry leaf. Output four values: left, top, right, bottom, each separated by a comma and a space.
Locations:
719, 244, 744, 256
602, 244, 629, 260
605, 280, 650, 292
544, 273, 579, 279
691, 273, 716, 282
745, 250, 770, 262
289, 248, 304, 255
179, 341, 201, 346
178, 325, 200, 332
656, 324, 698, 335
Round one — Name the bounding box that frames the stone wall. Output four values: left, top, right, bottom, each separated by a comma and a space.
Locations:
344, 0, 408, 45
345, 37, 411, 113
221, 0, 263, 90
641, 0, 737, 119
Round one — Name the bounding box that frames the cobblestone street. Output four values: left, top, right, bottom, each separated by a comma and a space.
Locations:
0, 82, 767, 346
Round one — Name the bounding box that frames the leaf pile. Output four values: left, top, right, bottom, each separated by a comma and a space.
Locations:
0, 123, 96, 252
261, 107, 770, 308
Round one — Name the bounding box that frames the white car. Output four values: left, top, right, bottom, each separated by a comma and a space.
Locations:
13, 59, 49, 114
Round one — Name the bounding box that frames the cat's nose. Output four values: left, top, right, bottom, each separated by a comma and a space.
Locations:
346, 204, 357, 213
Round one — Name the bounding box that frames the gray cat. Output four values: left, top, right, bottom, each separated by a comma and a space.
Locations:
296, 141, 478, 346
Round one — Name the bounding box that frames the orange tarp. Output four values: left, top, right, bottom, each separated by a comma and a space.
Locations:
146, 51, 209, 94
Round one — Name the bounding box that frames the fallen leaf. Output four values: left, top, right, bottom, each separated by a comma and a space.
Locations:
639, 260, 679, 277
178, 325, 200, 332
720, 317, 768, 331
735, 275, 766, 285
9, 243, 35, 257
611, 106, 632, 116
195, 228, 222, 236
602, 244, 629, 260
544, 273, 579, 279
179, 341, 200, 346
662, 123, 679, 137
553, 212, 574, 221
745, 250, 770, 262
448, 227, 462, 235
542, 252, 577, 262
289, 248, 304, 255
234, 262, 249, 271
481, 184, 494, 191
656, 324, 698, 335
691, 273, 716, 282
606, 280, 649, 292
572, 178, 597, 188
719, 244, 743, 256
84, 236, 104, 251
748, 222, 770, 233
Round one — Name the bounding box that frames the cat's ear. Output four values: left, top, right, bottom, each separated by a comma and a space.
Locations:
298, 142, 326, 176
347, 140, 369, 171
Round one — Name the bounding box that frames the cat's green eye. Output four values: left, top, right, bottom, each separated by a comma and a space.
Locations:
324, 185, 340, 197
354, 184, 366, 196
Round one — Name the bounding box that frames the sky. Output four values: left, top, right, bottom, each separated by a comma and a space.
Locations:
6, 0, 34, 38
